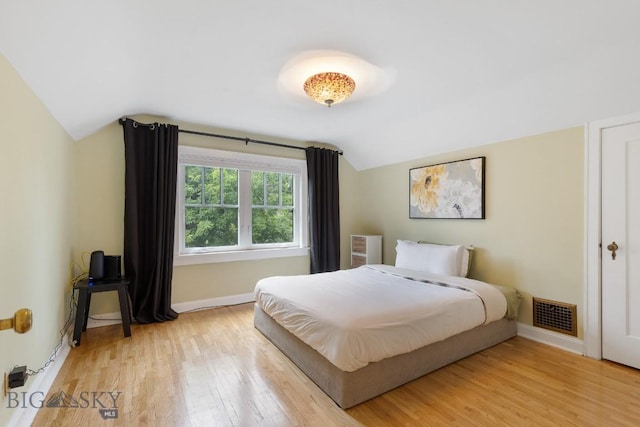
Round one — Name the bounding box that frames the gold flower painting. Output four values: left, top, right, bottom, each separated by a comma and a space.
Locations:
409, 157, 485, 219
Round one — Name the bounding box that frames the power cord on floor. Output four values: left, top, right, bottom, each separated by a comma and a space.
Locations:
21, 267, 88, 377
23, 286, 77, 377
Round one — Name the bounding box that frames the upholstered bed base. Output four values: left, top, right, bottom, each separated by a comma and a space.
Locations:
254, 304, 517, 409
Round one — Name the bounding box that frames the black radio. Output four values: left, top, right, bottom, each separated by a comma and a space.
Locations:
89, 250, 121, 280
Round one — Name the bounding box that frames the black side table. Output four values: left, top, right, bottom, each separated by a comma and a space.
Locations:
72, 278, 132, 346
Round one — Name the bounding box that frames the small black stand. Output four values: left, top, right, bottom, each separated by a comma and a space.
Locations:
72, 278, 132, 347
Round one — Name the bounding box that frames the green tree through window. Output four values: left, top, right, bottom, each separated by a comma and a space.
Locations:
252, 172, 294, 244
184, 166, 294, 248
184, 166, 238, 247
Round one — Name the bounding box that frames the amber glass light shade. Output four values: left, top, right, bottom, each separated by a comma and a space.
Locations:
303, 72, 356, 107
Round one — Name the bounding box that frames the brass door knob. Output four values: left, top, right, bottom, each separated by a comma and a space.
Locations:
607, 241, 619, 260
0, 308, 32, 333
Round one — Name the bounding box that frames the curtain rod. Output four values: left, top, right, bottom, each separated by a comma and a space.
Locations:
118, 118, 343, 155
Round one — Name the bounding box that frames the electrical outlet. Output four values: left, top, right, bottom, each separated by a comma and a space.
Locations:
8, 366, 26, 389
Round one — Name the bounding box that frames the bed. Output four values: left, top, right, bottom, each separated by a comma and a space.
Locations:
253, 241, 521, 408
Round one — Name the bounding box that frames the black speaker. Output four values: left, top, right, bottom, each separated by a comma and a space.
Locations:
104, 255, 121, 279
89, 250, 104, 279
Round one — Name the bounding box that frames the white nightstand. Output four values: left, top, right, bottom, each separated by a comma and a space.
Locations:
350, 235, 382, 268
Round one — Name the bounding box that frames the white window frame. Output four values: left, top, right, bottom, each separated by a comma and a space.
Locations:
174, 146, 309, 265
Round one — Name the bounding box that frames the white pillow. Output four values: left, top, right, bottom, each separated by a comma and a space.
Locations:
459, 248, 471, 277
418, 240, 473, 276
395, 240, 465, 276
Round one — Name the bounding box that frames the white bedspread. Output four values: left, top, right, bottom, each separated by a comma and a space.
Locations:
254, 265, 508, 372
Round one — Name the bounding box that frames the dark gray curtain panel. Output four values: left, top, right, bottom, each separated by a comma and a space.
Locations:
122, 118, 179, 323
306, 147, 341, 273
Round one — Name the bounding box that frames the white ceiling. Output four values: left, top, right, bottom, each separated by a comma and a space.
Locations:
1, 1, 639, 170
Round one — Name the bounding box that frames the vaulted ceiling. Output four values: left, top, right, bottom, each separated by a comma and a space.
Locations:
1, 1, 639, 170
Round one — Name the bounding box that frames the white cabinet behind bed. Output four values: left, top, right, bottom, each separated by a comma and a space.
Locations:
350, 235, 382, 268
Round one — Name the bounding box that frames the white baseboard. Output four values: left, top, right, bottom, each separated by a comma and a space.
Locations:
86, 292, 255, 329
517, 322, 584, 355
171, 292, 255, 313
85, 314, 124, 329
7, 338, 71, 427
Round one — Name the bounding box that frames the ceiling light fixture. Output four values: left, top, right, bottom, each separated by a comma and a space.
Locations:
303, 72, 356, 108
278, 50, 393, 107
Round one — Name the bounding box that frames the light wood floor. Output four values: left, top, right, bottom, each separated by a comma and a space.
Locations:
33, 303, 640, 426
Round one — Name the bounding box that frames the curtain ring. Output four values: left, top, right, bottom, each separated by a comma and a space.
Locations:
150, 124, 155, 130
133, 122, 138, 128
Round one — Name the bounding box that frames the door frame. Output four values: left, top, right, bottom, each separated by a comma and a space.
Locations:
585, 111, 640, 359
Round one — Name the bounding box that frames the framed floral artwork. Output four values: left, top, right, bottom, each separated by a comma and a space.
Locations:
409, 157, 485, 219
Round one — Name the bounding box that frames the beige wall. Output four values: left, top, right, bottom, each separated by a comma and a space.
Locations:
0, 54, 76, 423
75, 116, 359, 314
356, 127, 585, 336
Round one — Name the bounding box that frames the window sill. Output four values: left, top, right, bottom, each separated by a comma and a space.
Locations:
173, 246, 309, 266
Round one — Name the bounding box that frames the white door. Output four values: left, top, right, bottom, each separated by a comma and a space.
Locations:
602, 121, 640, 369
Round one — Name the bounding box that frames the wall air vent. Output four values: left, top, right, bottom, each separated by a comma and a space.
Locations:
532, 297, 577, 336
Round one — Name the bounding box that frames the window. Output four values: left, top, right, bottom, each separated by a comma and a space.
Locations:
175, 146, 308, 265
251, 171, 295, 244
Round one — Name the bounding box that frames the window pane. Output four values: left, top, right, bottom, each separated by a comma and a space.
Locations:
185, 207, 238, 247
223, 168, 238, 205
252, 208, 294, 244
252, 171, 264, 205
203, 167, 221, 205
185, 165, 202, 204
266, 172, 280, 206
282, 174, 294, 207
